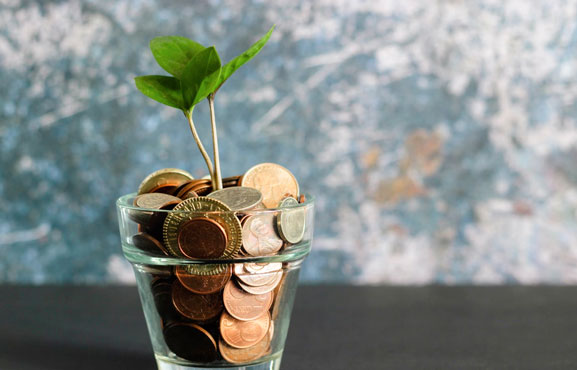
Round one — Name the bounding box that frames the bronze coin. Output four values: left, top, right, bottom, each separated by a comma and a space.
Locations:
172, 180, 194, 198
240, 163, 299, 208
175, 180, 206, 199
223, 280, 273, 321
182, 190, 199, 200
132, 233, 169, 255
177, 217, 228, 259
172, 280, 223, 322
137, 168, 195, 195
220, 311, 270, 349
149, 184, 179, 195
163, 322, 218, 362
219, 330, 270, 364
151, 278, 182, 324
176, 265, 232, 295
190, 183, 213, 196
147, 202, 179, 242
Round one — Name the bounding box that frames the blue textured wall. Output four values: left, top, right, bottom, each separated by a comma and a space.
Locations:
2, 0, 577, 284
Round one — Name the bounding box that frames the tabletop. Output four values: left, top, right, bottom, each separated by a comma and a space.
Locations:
0, 285, 576, 369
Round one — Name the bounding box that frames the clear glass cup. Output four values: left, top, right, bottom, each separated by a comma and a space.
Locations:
116, 193, 314, 370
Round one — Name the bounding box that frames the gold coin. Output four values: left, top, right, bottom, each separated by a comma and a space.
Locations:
163, 197, 242, 262
240, 163, 299, 208
137, 168, 194, 195
276, 197, 306, 244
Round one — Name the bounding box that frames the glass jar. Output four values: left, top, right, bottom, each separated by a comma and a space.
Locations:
116, 193, 314, 370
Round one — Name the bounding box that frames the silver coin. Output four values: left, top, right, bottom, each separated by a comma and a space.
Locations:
207, 187, 263, 211
237, 272, 282, 294
276, 197, 306, 244
241, 214, 283, 256
234, 263, 282, 287
243, 262, 282, 275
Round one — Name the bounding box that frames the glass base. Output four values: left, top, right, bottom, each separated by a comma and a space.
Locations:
156, 356, 282, 370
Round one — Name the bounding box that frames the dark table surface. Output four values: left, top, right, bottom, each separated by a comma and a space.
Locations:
0, 285, 576, 369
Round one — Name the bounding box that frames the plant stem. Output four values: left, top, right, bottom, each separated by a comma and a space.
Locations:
185, 110, 215, 188
208, 94, 223, 190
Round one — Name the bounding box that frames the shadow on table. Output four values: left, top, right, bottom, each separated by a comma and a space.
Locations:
0, 336, 156, 370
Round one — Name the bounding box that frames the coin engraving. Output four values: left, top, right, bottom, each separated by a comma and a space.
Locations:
223, 280, 273, 321
171, 280, 223, 321
175, 265, 232, 295
242, 214, 283, 256
219, 326, 271, 364
177, 217, 228, 259
220, 311, 270, 349
240, 163, 299, 208
234, 263, 282, 287
163, 197, 242, 260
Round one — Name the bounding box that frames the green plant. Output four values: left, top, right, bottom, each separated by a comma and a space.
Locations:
135, 26, 275, 190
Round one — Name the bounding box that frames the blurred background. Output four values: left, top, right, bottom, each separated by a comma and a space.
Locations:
1, 0, 577, 284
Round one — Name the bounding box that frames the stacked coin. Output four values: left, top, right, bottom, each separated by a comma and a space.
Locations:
130, 164, 306, 364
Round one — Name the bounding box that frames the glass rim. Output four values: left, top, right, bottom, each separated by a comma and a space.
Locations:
124, 242, 311, 266
116, 192, 315, 214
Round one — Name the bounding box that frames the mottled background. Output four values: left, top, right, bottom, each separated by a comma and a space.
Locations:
1, 0, 577, 284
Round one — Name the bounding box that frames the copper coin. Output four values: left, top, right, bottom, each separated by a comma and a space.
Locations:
190, 183, 213, 196
172, 280, 223, 322
151, 278, 181, 324
164, 197, 242, 259
131, 193, 181, 227
241, 214, 283, 256
223, 175, 241, 184
172, 180, 194, 198
176, 265, 232, 295
240, 163, 299, 208
220, 311, 270, 349
147, 202, 179, 241
223, 280, 273, 321
163, 322, 218, 362
176, 180, 209, 198
132, 233, 169, 255
182, 190, 199, 200
149, 184, 179, 195
177, 217, 228, 259
299, 194, 306, 203
138, 168, 195, 195
219, 329, 270, 364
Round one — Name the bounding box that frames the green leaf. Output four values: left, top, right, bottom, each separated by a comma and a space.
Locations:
150, 36, 205, 79
181, 46, 222, 110
134, 75, 183, 109
215, 25, 275, 91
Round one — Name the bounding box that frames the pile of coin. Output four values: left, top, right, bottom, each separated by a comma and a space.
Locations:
130, 163, 306, 364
